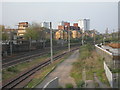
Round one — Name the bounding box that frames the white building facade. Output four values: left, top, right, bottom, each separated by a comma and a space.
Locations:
58, 21, 65, 26
78, 19, 90, 33
40, 22, 50, 29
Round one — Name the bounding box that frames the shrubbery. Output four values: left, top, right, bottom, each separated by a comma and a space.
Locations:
65, 83, 73, 88
77, 80, 85, 88
7, 66, 19, 73
79, 44, 94, 60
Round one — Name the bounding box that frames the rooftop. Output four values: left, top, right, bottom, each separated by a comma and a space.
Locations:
101, 45, 120, 56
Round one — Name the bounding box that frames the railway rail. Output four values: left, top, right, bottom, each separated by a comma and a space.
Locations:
2, 47, 79, 89
2, 44, 80, 69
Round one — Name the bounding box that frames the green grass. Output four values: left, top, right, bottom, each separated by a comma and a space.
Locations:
70, 44, 110, 87
110, 68, 120, 73
77, 80, 85, 88
65, 83, 73, 88
2, 54, 49, 81
26, 64, 55, 88
25, 53, 72, 88
2, 49, 69, 81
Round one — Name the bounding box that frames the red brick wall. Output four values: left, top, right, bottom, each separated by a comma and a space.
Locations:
58, 25, 64, 30
64, 22, 70, 27
73, 23, 78, 27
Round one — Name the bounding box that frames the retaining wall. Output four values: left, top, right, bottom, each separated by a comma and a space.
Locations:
43, 77, 59, 89
95, 45, 120, 88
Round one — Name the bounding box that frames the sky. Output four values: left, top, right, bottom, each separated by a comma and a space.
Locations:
1, 1, 118, 33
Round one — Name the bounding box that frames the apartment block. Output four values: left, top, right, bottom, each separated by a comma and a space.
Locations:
17, 22, 28, 36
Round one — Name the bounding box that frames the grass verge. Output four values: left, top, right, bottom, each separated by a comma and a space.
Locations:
2, 49, 68, 82
25, 53, 72, 88
65, 83, 73, 88
70, 44, 110, 87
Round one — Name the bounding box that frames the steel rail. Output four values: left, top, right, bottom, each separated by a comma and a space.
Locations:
2, 47, 79, 89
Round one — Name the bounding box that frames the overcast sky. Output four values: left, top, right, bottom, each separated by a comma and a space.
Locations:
1, 2, 118, 33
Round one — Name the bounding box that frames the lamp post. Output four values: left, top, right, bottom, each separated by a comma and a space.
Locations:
50, 22, 53, 63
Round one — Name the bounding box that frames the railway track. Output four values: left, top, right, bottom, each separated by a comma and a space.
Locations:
2, 50, 49, 69
2, 44, 80, 69
2, 47, 79, 89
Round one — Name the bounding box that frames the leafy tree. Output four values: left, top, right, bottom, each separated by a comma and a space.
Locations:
24, 26, 39, 40
24, 23, 50, 49
24, 23, 48, 40
2, 33, 9, 40
0, 25, 9, 41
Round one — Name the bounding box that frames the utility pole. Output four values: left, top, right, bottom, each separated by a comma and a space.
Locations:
10, 30, 13, 55
82, 67, 86, 87
29, 37, 32, 51
68, 26, 70, 52
103, 36, 105, 45
94, 29, 96, 45
112, 29, 115, 39
50, 22, 53, 63
82, 29, 84, 45
105, 28, 109, 39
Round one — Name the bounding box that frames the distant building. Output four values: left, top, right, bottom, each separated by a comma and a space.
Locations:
58, 25, 65, 30
58, 21, 80, 30
58, 21, 70, 30
58, 21, 65, 26
40, 22, 50, 29
95, 44, 120, 88
2, 29, 17, 40
70, 26, 80, 30
55, 29, 82, 40
17, 22, 28, 36
55, 30, 68, 40
73, 23, 78, 27
78, 19, 90, 33
0, 25, 5, 30
71, 30, 81, 39
57, 21, 81, 39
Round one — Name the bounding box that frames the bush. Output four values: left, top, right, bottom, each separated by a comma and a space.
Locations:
58, 86, 63, 88
77, 80, 85, 88
7, 66, 19, 73
65, 83, 73, 88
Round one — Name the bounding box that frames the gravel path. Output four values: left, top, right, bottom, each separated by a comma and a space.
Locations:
94, 73, 109, 88
86, 80, 95, 88
36, 50, 79, 88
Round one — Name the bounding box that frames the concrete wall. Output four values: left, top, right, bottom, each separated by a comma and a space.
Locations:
95, 45, 113, 69
43, 77, 59, 89
104, 61, 119, 88
104, 61, 113, 87
95, 45, 120, 88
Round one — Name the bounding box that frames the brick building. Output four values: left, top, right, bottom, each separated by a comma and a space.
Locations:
58, 21, 80, 31
17, 22, 28, 36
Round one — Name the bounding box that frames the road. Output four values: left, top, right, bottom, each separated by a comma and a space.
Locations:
36, 50, 79, 88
